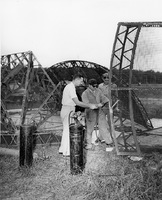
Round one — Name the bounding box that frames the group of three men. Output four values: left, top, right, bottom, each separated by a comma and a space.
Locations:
59, 73, 116, 156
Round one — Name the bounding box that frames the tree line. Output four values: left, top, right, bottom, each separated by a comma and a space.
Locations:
121, 69, 162, 84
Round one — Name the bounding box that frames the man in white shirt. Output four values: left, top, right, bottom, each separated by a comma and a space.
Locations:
59, 74, 97, 156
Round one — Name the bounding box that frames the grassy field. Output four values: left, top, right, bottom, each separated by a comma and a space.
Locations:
1, 86, 162, 199
0, 145, 162, 200
133, 86, 162, 119
140, 98, 162, 119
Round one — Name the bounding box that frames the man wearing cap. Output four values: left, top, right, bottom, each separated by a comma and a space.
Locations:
82, 78, 113, 150
99, 73, 117, 105
98, 72, 118, 118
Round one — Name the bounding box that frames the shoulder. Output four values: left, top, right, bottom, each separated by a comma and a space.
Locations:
68, 82, 74, 87
98, 83, 104, 88
112, 83, 117, 88
97, 88, 103, 94
66, 82, 75, 89
82, 88, 88, 95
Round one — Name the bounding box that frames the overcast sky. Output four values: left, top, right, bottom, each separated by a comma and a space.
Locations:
1, 0, 162, 70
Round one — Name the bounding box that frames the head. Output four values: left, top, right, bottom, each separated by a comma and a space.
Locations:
72, 73, 85, 86
88, 79, 98, 91
102, 72, 109, 85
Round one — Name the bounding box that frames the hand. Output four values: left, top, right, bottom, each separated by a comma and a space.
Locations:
89, 104, 98, 110
115, 107, 120, 113
109, 106, 113, 114
97, 103, 103, 108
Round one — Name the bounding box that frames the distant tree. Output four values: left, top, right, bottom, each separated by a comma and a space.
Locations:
116, 69, 162, 84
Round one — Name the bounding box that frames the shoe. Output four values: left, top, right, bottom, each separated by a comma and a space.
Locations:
93, 141, 99, 146
63, 155, 70, 157
106, 147, 114, 152
92, 139, 99, 146
105, 143, 114, 152
106, 143, 114, 147
84, 144, 93, 150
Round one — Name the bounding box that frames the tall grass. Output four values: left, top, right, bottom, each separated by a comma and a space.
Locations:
0, 146, 162, 200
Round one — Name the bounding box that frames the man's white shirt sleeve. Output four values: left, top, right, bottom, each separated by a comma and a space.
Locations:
62, 82, 77, 106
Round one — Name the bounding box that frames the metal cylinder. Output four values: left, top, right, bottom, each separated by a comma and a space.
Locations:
19, 125, 36, 167
69, 120, 84, 175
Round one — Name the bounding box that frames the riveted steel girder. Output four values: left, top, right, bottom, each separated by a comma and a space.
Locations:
1, 51, 61, 142
109, 22, 162, 156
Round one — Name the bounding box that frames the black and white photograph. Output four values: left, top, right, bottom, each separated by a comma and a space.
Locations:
1, 0, 162, 199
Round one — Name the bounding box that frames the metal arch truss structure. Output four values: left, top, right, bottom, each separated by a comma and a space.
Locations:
48, 59, 109, 83
50, 59, 108, 70
1, 51, 62, 147
109, 22, 162, 156
1, 22, 158, 155
0, 54, 108, 147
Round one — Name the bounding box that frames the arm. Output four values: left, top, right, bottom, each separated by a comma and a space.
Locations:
81, 91, 98, 109
99, 90, 109, 107
81, 91, 90, 104
72, 97, 97, 109
72, 97, 89, 108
